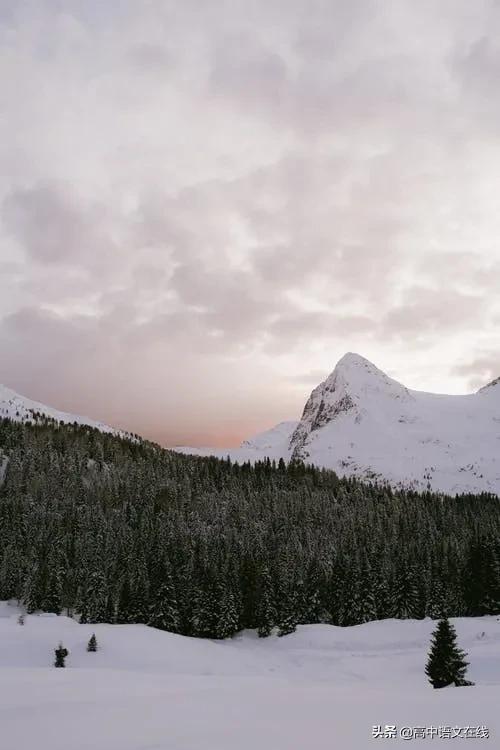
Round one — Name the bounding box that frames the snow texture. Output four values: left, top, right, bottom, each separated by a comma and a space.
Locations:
0, 601, 497, 749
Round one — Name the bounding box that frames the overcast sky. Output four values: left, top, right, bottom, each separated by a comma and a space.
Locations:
1, 0, 500, 447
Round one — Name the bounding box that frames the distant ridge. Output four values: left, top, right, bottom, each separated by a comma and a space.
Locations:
0, 382, 118, 435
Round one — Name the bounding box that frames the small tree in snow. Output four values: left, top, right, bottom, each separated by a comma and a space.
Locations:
17, 614, 25, 625
425, 618, 472, 689
54, 642, 69, 668
87, 633, 98, 652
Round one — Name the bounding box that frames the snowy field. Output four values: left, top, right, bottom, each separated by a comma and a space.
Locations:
0, 602, 498, 749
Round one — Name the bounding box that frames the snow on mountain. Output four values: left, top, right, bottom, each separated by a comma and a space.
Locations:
0, 382, 118, 435
1, 600, 499, 750
177, 353, 500, 496
241, 420, 299, 453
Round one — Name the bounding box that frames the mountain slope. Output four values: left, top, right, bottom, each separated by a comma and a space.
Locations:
178, 353, 500, 496
0, 383, 117, 435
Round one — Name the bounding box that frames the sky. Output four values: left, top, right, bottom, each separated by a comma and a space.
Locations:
1, 0, 500, 447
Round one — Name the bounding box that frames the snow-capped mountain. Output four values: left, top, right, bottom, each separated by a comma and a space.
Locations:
0, 383, 117, 435
178, 353, 500, 496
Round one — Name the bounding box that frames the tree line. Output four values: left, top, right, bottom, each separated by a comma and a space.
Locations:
1, 416, 500, 638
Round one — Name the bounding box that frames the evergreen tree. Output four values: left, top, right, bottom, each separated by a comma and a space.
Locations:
22, 564, 42, 614
54, 642, 69, 668
116, 577, 132, 624
87, 633, 98, 652
189, 583, 217, 638
86, 571, 108, 623
148, 578, 180, 633
256, 567, 276, 638
215, 586, 239, 639
277, 590, 298, 637
427, 578, 447, 620
45, 566, 63, 615
425, 618, 472, 689
391, 562, 421, 620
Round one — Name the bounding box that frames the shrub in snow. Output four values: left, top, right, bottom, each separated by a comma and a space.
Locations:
54, 642, 69, 668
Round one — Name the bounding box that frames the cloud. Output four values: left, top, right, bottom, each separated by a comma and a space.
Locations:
1, 0, 500, 443
285, 369, 329, 386
381, 287, 488, 340
1, 183, 115, 266
209, 32, 289, 114
452, 352, 500, 391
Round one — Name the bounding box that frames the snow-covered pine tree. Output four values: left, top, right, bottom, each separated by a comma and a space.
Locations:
129, 559, 150, 624
427, 578, 447, 620
22, 564, 42, 614
256, 566, 276, 637
86, 570, 108, 623
116, 576, 132, 624
277, 589, 299, 637
189, 582, 218, 638
391, 561, 421, 620
425, 618, 472, 688
45, 565, 64, 615
215, 586, 239, 639
148, 577, 180, 633
87, 633, 98, 652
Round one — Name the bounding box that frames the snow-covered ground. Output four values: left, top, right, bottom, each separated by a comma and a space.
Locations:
0, 601, 498, 749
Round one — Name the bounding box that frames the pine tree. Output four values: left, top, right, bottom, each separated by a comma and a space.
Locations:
148, 579, 180, 633
427, 578, 447, 619
45, 566, 63, 615
86, 571, 108, 623
425, 618, 472, 689
256, 567, 276, 637
277, 590, 298, 637
215, 586, 239, 639
87, 633, 98, 652
391, 562, 421, 619
189, 583, 217, 638
54, 642, 69, 668
22, 564, 42, 614
116, 576, 132, 624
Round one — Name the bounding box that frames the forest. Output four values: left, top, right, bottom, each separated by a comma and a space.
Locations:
1, 416, 499, 638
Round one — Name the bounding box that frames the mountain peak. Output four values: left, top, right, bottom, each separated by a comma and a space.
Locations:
331, 352, 388, 383
325, 353, 409, 398
335, 352, 374, 367
289, 354, 411, 461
